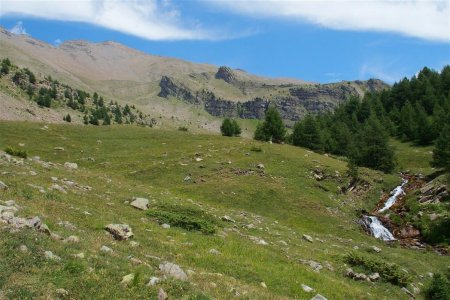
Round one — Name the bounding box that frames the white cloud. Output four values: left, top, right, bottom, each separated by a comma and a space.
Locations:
1, 0, 213, 40
205, 0, 450, 42
54, 38, 62, 46
9, 21, 27, 35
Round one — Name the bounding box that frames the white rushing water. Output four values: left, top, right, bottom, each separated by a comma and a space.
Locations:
378, 178, 408, 213
361, 216, 396, 241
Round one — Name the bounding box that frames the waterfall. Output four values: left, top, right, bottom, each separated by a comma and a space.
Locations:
360, 215, 396, 241
378, 178, 408, 213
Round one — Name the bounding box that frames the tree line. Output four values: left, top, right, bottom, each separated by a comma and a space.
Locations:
236, 65, 449, 173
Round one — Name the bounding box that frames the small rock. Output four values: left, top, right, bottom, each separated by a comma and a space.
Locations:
221, 215, 236, 223
209, 249, 221, 255
64, 162, 78, 170
368, 273, 380, 281
184, 175, 191, 182
18, 245, 28, 252
147, 276, 160, 286
100, 245, 113, 253
260, 282, 267, 288
121, 273, 135, 286
371, 246, 382, 253
130, 241, 140, 247
105, 224, 133, 240
72, 253, 85, 259
256, 164, 265, 170
64, 235, 80, 243
0, 181, 8, 190
301, 284, 314, 293
195, 157, 203, 162
158, 288, 168, 300
50, 184, 67, 194
401, 287, 415, 299
302, 234, 314, 243
161, 223, 171, 229
44, 251, 61, 261
130, 197, 149, 210
56, 288, 69, 296
5, 200, 15, 207
311, 294, 328, 300
159, 262, 188, 281
54, 147, 65, 151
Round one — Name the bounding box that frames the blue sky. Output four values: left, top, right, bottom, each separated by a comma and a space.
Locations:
1, 0, 449, 84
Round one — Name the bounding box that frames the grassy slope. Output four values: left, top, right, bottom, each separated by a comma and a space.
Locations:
0, 122, 447, 300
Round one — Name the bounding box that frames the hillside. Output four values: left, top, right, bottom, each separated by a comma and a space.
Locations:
0, 121, 449, 299
0, 28, 388, 128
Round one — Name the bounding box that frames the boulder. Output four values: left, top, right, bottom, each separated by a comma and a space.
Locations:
158, 288, 168, 300
44, 251, 61, 261
256, 164, 265, 170
130, 198, 149, 210
221, 215, 236, 223
159, 262, 188, 281
64, 235, 80, 243
311, 294, 328, 300
121, 274, 135, 286
100, 245, 113, 253
105, 224, 133, 240
147, 276, 160, 286
371, 246, 382, 253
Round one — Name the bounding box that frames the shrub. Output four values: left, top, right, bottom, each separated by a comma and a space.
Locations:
178, 126, 188, 132
221, 118, 241, 137
250, 146, 263, 152
345, 252, 411, 286
425, 273, 450, 300
5, 146, 27, 159
147, 204, 217, 234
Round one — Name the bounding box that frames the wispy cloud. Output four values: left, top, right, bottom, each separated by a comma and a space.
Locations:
359, 61, 404, 83
1, 0, 214, 41
9, 21, 27, 35
204, 0, 450, 43
53, 38, 62, 46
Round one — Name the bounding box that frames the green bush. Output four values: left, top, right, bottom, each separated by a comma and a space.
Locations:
178, 126, 188, 132
5, 146, 27, 159
425, 273, 450, 300
345, 252, 411, 286
147, 204, 217, 234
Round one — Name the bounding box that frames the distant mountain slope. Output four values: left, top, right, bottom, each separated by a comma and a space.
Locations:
0, 27, 389, 126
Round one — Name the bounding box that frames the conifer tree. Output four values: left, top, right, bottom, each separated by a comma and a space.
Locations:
431, 124, 450, 172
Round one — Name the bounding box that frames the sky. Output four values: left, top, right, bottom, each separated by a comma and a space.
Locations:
1, 0, 449, 84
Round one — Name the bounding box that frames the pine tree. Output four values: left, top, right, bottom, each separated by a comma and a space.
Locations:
220, 118, 234, 136
259, 107, 286, 143
103, 113, 111, 125
254, 123, 267, 141
355, 117, 395, 173
431, 124, 450, 172
65, 114, 71, 123
232, 119, 242, 136
398, 101, 417, 140
292, 115, 324, 152
415, 104, 433, 145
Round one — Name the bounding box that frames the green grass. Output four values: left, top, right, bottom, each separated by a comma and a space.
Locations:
0, 121, 447, 299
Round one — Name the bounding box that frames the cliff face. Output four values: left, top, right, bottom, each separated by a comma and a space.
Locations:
158, 73, 386, 123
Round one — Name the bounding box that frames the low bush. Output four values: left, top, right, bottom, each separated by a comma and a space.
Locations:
178, 126, 188, 132
147, 204, 217, 234
5, 146, 27, 159
345, 252, 411, 286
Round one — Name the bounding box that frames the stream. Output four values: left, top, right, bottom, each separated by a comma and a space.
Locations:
361, 176, 407, 241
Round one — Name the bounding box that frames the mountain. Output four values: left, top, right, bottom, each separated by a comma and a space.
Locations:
0, 27, 388, 129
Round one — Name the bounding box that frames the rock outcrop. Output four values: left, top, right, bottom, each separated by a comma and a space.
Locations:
215, 66, 237, 83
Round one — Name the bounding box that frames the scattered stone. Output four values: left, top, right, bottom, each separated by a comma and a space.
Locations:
44, 251, 61, 261
19, 245, 28, 253
5, 200, 15, 207
129, 257, 143, 265
184, 175, 191, 182
72, 253, 85, 259
105, 224, 133, 240
100, 245, 113, 253
0, 181, 8, 190
64, 162, 78, 170
130, 241, 140, 247
56, 288, 69, 297
209, 249, 221, 255
147, 276, 160, 286
368, 273, 380, 281
371, 246, 382, 253
256, 164, 265, 170
121, 273, 135, 286
221, 215, 236, 223
159, 262, 188, 281
50, 184, 67, 194
158, 288, 168, 300
54, 147, 65, 151
302, 284, 314, 293
278, 240, 288, 246
161, 223, 171, 229
260, 282, 267, 288
130, 197, 149, 210
401, 287, 415, 299
195, 157, 203, 162
311, 294, 328, 300
302, 234, 314, 243
64, 235, 80, 243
